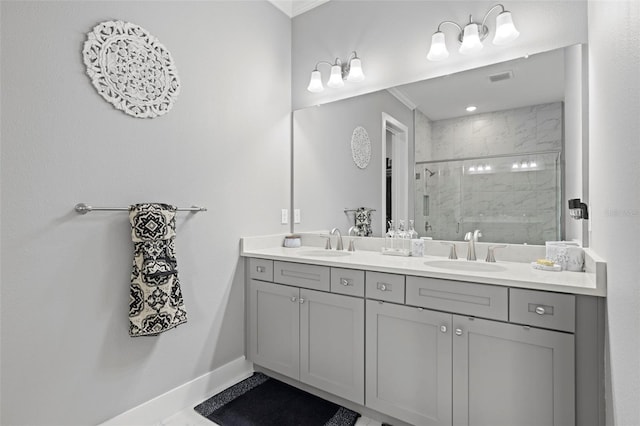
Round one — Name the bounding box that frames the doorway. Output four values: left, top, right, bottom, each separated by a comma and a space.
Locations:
381, 113, 409, 234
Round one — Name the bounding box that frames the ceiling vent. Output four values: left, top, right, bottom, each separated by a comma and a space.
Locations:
488, 70, 514, 83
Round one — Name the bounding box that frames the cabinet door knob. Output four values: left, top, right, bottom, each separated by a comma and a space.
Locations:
440, 325, 448, 333
535, 306, 546, 315
455, 328, 463, 336
299, 298, 305, 304
290, 296, 297, 302
341, 278, 350, 286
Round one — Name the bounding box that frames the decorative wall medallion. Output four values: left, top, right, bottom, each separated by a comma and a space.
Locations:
82, 20, 180, 118
351, 126, 371, 169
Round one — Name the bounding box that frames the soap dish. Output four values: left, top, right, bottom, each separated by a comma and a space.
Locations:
531, 262, 562, 272
381, 247, 411, 257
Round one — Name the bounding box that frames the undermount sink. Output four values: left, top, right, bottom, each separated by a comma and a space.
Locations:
424, 259, 506, 272
298, 250, 352, 257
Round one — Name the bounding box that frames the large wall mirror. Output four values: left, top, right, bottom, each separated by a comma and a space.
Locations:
293, 44, 587, 246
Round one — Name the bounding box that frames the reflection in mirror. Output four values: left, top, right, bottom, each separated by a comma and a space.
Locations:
293, 45, 586, 245
293, 90, 413, 237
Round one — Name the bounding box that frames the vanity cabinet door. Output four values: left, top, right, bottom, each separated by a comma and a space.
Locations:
248, 280, 300, 379
299, 289, 365, 404
366, 301, 452, 426
452, 315, 575, 426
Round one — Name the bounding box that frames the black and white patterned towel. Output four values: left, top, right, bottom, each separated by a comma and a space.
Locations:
354, 207, 373, 237
128, 203, 187, 337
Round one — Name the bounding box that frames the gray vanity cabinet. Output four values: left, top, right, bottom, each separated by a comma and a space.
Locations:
452, 315, 575, 426
248, 279, 300, 379
247, 261, 365, 405
366, 300, 452, 426
300, 288, 365, 404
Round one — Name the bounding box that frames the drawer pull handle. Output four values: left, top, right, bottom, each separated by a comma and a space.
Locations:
440, 325, 448, 333
341, 278, 351, 286
256, 266, 266, 273
379, 283, 388, 291
535, 306, 546, 315
455, 328, 463, 336
290, 296, 297, 303
299, 298, 306, 304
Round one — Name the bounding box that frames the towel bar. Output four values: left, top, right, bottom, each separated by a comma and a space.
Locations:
344, 207, 376, 213
74, 203, 207, 214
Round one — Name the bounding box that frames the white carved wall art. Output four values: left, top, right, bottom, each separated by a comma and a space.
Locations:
351, 126, 371, 169
82, 20, 180, 118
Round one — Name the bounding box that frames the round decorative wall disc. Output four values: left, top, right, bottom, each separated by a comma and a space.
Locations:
351, 126, 371, 169
82, 20, 180, 118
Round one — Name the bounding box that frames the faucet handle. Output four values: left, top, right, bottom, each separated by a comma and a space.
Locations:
441, 242, 458, 260
485, 245, 507, 262
320, 235, 331, 250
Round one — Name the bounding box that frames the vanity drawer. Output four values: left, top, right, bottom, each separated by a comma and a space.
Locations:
509, 289, 575, 332
406, 276, 508, 321
273, 261, 330, 292
248, 258, 273, 282
365, 272, 405, 304
331, 268, 365, 297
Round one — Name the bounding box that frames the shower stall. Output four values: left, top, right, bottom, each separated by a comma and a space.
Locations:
414, 151, 561, 245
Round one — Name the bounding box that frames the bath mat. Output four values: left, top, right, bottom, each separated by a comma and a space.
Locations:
194, 372, 360, 426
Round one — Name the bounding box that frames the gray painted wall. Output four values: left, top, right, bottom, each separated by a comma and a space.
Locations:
588, 1, 640, 425
0, 1, 291, 425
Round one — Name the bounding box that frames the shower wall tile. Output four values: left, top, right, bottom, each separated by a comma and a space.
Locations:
416, 103, 562, 244
414, 110, 431, 162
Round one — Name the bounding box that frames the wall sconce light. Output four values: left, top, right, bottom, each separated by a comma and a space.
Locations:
307, 51, 365, 93
568, 198, 589, 220
427, 4, 520, 61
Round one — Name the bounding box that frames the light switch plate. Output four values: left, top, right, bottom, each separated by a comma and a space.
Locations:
281, 209, 288, 224
294, 209, 301, 224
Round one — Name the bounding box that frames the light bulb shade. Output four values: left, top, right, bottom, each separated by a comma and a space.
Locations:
307, 70, 324, 93
327, 64, 344, 88
459, 23, 483, 55
427, 31, 449, 61
347, 58, 365, 82
493, 11, 520, 45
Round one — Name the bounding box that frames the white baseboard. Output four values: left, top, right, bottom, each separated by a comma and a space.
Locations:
99, 356, 254, 426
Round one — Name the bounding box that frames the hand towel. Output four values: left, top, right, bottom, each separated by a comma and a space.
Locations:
128, 203, 187, 337
354, 207, 373, 237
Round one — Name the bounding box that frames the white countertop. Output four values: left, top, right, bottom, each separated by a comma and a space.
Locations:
240, 235, 607, 297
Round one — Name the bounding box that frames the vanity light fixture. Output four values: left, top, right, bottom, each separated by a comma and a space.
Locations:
307, 51, 365, 93
512, 160, 538, 171
468, 164, 492, 173
427, 4, 520, 61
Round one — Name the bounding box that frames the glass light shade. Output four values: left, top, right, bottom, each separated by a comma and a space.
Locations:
307, 70, 324, 93
327, 64, 344, 88
459, 24, 483, 55
426, 31, 449, 61
347, 58, 365, 82
493, 11, 520, 45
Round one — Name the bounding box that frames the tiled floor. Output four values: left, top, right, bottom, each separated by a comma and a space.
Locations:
159, 405, 382, 426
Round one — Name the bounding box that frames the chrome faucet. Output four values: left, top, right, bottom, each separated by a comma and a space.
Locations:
464, 229, 482, 261
330, 228, 344, 251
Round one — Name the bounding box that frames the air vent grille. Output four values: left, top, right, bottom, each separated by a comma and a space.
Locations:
488, 70, 514, 83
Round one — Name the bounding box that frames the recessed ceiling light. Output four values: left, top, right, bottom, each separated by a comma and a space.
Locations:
466, 105, 477, 112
